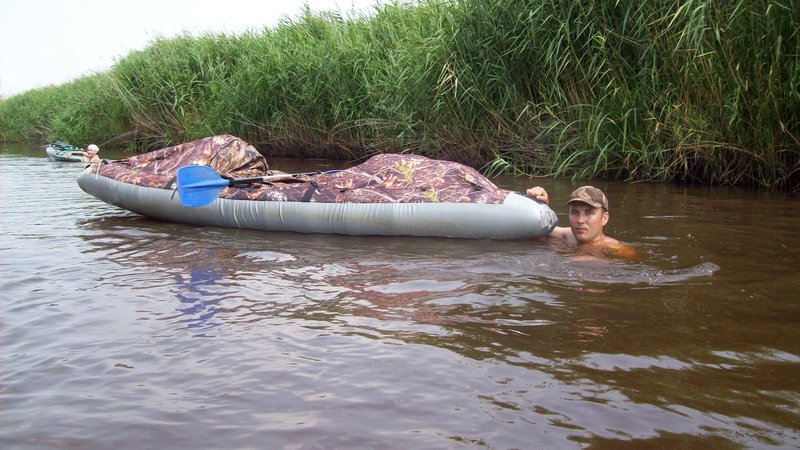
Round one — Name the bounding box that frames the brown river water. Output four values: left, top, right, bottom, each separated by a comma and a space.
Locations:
1, 143, 798, 449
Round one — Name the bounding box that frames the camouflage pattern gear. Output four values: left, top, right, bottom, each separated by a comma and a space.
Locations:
98, 134, 269, 188
98, 135, 509, 205
566, 186, 609, 210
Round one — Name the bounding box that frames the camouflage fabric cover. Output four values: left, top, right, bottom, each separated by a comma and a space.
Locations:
225, 153, 508, 204
98, 134, 269, 188
99, 134, 509, 205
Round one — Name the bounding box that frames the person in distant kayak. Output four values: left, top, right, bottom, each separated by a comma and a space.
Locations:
526, 185, 637, 260
67, 143, 101, 165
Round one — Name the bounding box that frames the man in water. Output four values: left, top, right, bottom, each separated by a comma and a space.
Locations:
526, 185, 637, 260
66, 143, 101, 165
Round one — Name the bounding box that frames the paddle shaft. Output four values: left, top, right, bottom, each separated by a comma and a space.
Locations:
226, 171, 324, 186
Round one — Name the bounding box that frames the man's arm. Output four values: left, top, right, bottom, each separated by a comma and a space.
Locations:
526, 186, 573, 242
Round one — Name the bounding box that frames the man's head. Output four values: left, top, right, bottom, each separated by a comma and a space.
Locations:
566, 186, 609, 244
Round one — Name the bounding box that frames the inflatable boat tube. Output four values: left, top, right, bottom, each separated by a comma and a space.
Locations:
76, 135, 558, 239
46, 143, 84, 162
78, 170, 556, 239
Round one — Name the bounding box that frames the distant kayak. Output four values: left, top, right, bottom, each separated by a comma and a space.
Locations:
45, 143, 85, 162
78, 134, 558, 239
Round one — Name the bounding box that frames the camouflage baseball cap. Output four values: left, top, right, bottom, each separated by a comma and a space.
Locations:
566, 186, 608, 210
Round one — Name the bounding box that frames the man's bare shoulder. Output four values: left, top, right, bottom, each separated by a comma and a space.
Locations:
588, 238, 638, 260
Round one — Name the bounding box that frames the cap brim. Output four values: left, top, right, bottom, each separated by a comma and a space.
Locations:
566, 199, 603, 208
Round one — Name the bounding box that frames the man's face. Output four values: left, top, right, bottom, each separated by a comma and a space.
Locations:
568, 202, 609, 244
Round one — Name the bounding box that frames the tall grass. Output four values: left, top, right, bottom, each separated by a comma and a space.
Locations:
0, 73, 130, 147
1, 0, 797, 190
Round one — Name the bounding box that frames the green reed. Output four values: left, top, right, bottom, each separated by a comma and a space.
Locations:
1, 0, 797, 190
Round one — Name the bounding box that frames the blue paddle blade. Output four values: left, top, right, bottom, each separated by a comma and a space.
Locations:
176, 165, 230, 207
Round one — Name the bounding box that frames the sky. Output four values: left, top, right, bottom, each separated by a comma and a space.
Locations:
0, 0, 388, 98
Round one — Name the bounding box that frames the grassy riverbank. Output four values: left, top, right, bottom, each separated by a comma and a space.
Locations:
1, 0, 798, 190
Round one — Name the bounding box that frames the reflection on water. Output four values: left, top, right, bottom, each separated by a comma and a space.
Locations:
1, 144, 799, 448
173, 251, 231, 334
